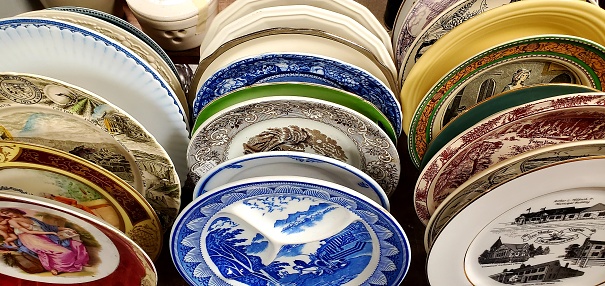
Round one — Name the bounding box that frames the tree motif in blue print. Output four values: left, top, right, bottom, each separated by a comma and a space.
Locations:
205, 217, 373, 285
243, 195, 308, 214
274, 202, 338, 234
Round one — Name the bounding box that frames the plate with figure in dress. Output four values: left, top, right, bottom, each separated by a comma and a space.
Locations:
187, 96, 400, 197
427, 156, 605, 286
171, 176, 410, 286
415, 92, 605, 224
192, 151, 390, 210
192, 53, 402, 138
0, 191, 156, 285
0, 72, 180, 232
0, 141, 163, 260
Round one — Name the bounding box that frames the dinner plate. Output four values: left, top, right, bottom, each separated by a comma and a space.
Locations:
408, 35, 605, 167
192, 82, 397, 143
0, 191, 156, 285
199, 5, 396, 81
426, 139, 605, 252
190, 28, 397, 105
188, 96, 401, 197
427, 156, 605, 286
0, 17, 189, 184
192, 53, 402, 138
200, 0, 391, 59
398, 0, 512, 82
415, 92, 605, 224
193, 151, 390, 210
399, 0, 605, 136
0, 141, 163, 259
0, 72, 180, 232
171, 176, 410, 286
391, 0, 419, 49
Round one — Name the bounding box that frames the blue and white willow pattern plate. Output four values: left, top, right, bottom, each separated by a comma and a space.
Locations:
192, 151, 390, 210
192, 53, 402, 137
171, 176, 410, 286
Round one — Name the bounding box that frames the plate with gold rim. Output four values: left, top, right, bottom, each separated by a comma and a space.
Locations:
0, 191, 156, 285
415, 92, 605, 225
0, 17, 189, 184
400, 0, 605, 136
187, 96, 401, 197
0, 141, 162, 260
17, 9, 189, 121
426, 139, 605, 252
0, 72, 180, 232
427, 156, 605, 286
408, 34, 605, 168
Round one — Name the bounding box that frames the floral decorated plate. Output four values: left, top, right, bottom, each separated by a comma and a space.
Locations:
171, 176, 410, 286
192, 53, 402, 137
415, 92, 605, 224
187, 96, 400, 197
192, 82, 397, 143
0, 191, 156, 285
399, 0, 605, 136
427, 156, 605, 286
18, 9, 188, 121
190, 28, 396, 106
408, 35, 605, 167
0, 17, 189, 183
200, 0, 391, 60
193, 151, 389, 210
0, 141, 162, 260
0, 72, 180, 232
425, 139, 605, 252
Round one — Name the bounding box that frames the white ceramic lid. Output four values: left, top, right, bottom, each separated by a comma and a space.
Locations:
126, 0, 213, 22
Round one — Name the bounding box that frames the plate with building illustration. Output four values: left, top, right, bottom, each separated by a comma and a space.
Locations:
187, 96, 400, 197
0, 141, 162, 260
415, 92, 605, 225
0, 191, 157, 285
425, 139, 605, 252
171, 176, 410, 286
192, 151, 389, 210
0, 72, 180, 233
428, 156, 605, 286
407, 35, 605, 168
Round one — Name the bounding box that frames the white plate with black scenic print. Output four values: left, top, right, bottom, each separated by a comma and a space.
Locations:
171, 176, 410, 285
428, 156, 605, 285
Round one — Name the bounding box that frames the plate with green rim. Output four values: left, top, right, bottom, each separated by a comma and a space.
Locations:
192, 82, 398, 143
409, 35, 605, 168
419, 84, 598, 168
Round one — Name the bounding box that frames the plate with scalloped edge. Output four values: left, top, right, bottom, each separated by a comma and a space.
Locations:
171, 176, 410, 286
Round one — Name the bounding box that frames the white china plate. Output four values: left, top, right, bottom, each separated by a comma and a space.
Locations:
0, 18, 189, 183
199, 5, 396, 81
0, 72, 181, 231
415, 92, 605, 224
171, 176, 410, 286
426, 139, 605, 252
200, 0, 392, 59
428, 156, 605, 285
193, 151, 390, 210
187, 96, 401, 196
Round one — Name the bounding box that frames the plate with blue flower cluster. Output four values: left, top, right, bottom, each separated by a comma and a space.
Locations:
171, 176, 410, 286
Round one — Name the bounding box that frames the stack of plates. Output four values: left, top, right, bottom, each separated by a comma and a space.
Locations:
392, 0, 605, 284
173, 0, 412, 284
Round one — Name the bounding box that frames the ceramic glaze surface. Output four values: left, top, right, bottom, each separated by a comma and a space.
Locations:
171, 178, 410, 286
192, 53, 402, 137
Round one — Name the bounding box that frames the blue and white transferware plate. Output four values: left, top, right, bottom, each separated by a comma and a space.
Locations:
171, 176, 410, 286
193, 151, 389, 210
192, 53, 402, 137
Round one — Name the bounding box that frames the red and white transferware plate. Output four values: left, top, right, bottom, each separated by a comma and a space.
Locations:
428, 156, 605, 285
0, 192, 156, 285
415, 92, 605, 224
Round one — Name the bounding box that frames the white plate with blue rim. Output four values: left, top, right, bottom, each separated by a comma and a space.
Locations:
171, 176, 410, 286
0, 17, 189, 183
193, 151, 390, 210
191, 52, 402, 137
